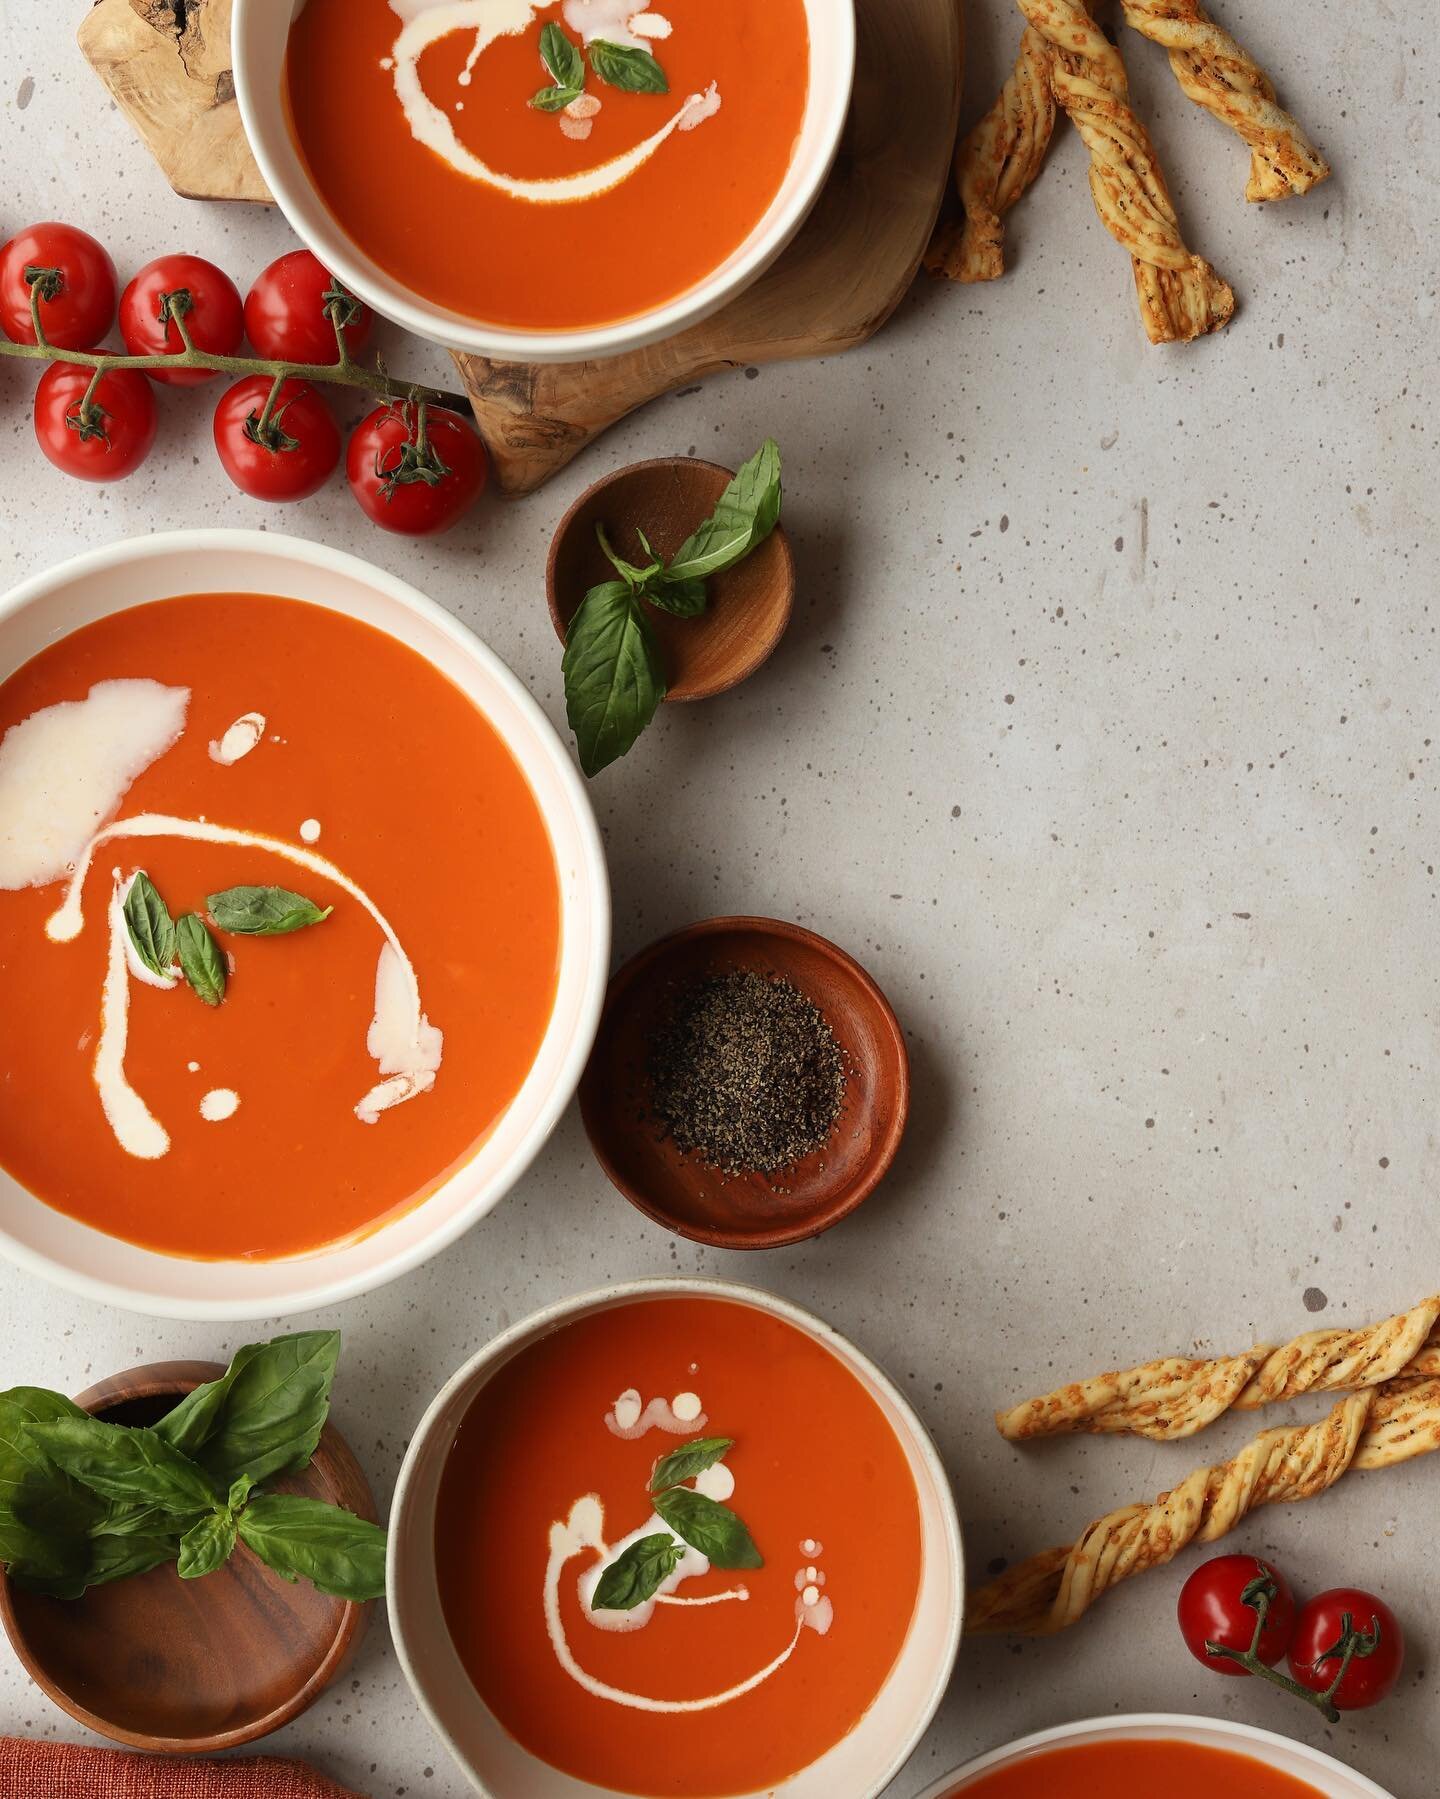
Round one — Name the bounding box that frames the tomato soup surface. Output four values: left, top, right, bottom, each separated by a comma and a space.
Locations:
951, 1740, 1325, 1799
435, 1296, 924, 1795
0, 593, 560, 1259
284, 0, 811, 331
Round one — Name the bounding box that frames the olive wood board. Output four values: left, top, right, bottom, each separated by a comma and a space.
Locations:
79, 0, 963, 495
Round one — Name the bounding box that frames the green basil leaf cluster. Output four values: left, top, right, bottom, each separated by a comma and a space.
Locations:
563, 440, 783, 776
0, 1333, 384, 1605
123, 870, 332, 1008
529, 23, 668, 111
590, 1435, 761, 1614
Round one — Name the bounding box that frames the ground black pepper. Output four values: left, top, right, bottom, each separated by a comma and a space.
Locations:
647, 969, 847, 1175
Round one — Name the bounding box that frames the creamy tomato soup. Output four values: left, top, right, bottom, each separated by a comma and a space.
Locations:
950, 1741, 1325, 1798
284, 0, 810, 331
0, 594, 560, 1259
434, 1295, 923, 1796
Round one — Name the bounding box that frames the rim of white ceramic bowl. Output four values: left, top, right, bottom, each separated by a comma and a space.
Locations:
0, 528, 610, 1320
913, 1712, 1395, 1799
388, 1275, 965, 1799
231, 0, 857, 364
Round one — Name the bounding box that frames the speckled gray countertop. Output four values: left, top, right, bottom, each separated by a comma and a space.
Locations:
1, 3, 1436, 1795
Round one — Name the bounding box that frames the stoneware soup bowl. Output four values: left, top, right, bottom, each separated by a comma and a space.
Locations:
0, 530, 609, 1320
232, 0, 856, 362
917, 1714, 1397, 1799
0, 1360, 375, 1753
389, 1277, 964, 1798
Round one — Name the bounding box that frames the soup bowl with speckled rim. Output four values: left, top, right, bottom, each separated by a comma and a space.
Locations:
389, 1276, 964, 1799
232, 0, 855, 363
917, 1714, 1396, 1799
0, 529, 609, 1320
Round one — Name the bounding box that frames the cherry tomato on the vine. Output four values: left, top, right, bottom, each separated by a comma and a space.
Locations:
213, 375, 339, 503
0, 223, 117, 349
33, 361, 157, 483
244, 249, 373, 366
1288, 1589, 1403, 1711
346, 402, 487, 535
120, 254, 244, 385
1177, 1555, 1296, 1674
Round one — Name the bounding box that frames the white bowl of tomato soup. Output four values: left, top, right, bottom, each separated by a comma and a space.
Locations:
918, 1714, 1395, 1799
389, 1278, 964, 1798
0, 529, 608, 1319
233, 0, 855, 362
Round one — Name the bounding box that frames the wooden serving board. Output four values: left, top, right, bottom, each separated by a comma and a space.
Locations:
79, 0, 963, 495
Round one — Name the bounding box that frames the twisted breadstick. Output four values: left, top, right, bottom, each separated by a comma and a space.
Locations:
926, 27, 1058, 283
1120, 0, 1329, 201
998, 1295, 1440, 1441
1016, 0, 1234, 342
972, 1379, 1440, 1636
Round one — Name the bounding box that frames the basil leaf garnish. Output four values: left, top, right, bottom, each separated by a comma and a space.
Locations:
539, 20, 584, 90
589, 39, 668, 93
663, 440, 782, 584
81, 1531, 183, 1590
562, 580, 666, 776
651, 1487, 762, 1570
650, 1436, 734, 1494
177, 1509, 238, 1580
530, 83, 583, 112
24, 1418, 220, 1519
122, 871, 176, 978
237, 1494, 387, 1602
156, 1332, 341, 1490
0, 1388, 104, 1591
207, 885, 332, 936
592, 1532, 684, 1611
645, 574, 707, 618
176, 912, 226, 1005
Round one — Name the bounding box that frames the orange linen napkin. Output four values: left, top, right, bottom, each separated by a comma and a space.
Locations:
0, 1739, 368, 1798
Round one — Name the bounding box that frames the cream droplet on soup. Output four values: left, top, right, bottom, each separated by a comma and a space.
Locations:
0, 680, 188, 890
386, 0, 722, 206
200, 1088, 240, 1122
299, 817, 321, 843
207, 711, 266, 766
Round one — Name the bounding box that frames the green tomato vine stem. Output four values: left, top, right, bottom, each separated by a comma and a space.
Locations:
3, 273, 471, 416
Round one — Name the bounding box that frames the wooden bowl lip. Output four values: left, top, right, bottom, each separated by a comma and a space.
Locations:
0, 1359, 373, 1756
579, 915, 910, 1250
544, 456, 796, 702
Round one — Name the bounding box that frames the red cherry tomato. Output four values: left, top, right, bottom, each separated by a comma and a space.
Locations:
1288, 1589, 1403, 1711
1177, 1555, 1295, 1674
0, 223, 117, 349
244, 249, 374, 366
345, 402, 487, 535
33, 361, 157, 483
213, 375, 339, 503
119, 254, 243, 385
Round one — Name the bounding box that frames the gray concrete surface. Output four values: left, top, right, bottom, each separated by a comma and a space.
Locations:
0, 3, 1435, 1794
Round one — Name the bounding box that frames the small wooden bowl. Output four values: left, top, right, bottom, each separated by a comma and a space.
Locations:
545, 457, 795, 700
579, 917, 909, 1249
0, 1360, 376, 1754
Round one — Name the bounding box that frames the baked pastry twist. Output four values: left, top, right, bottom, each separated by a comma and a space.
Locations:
1015, 0, 1234, 342
926, 27, 1058, 282
1119, 0, 1329, 200
997, 1295, 1440, 1441
971, 1380, 1440, 1635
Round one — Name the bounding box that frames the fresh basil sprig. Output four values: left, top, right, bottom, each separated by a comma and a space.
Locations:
176, 911, 226, 1006
207, 885, 332, 937
589, 40, 668, 94
562, 440, 783, 776
590, 1435, 761, 1613
123, 872, 176, 979
0, 1333, 384, 1604
530, 20, 585, 110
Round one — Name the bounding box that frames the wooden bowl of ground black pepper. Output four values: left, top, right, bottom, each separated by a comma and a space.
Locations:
578, 917, 909, 1249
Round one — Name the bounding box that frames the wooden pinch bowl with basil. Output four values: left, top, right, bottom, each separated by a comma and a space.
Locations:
546, 455, 795, 706
0, 1359, 377, 1753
